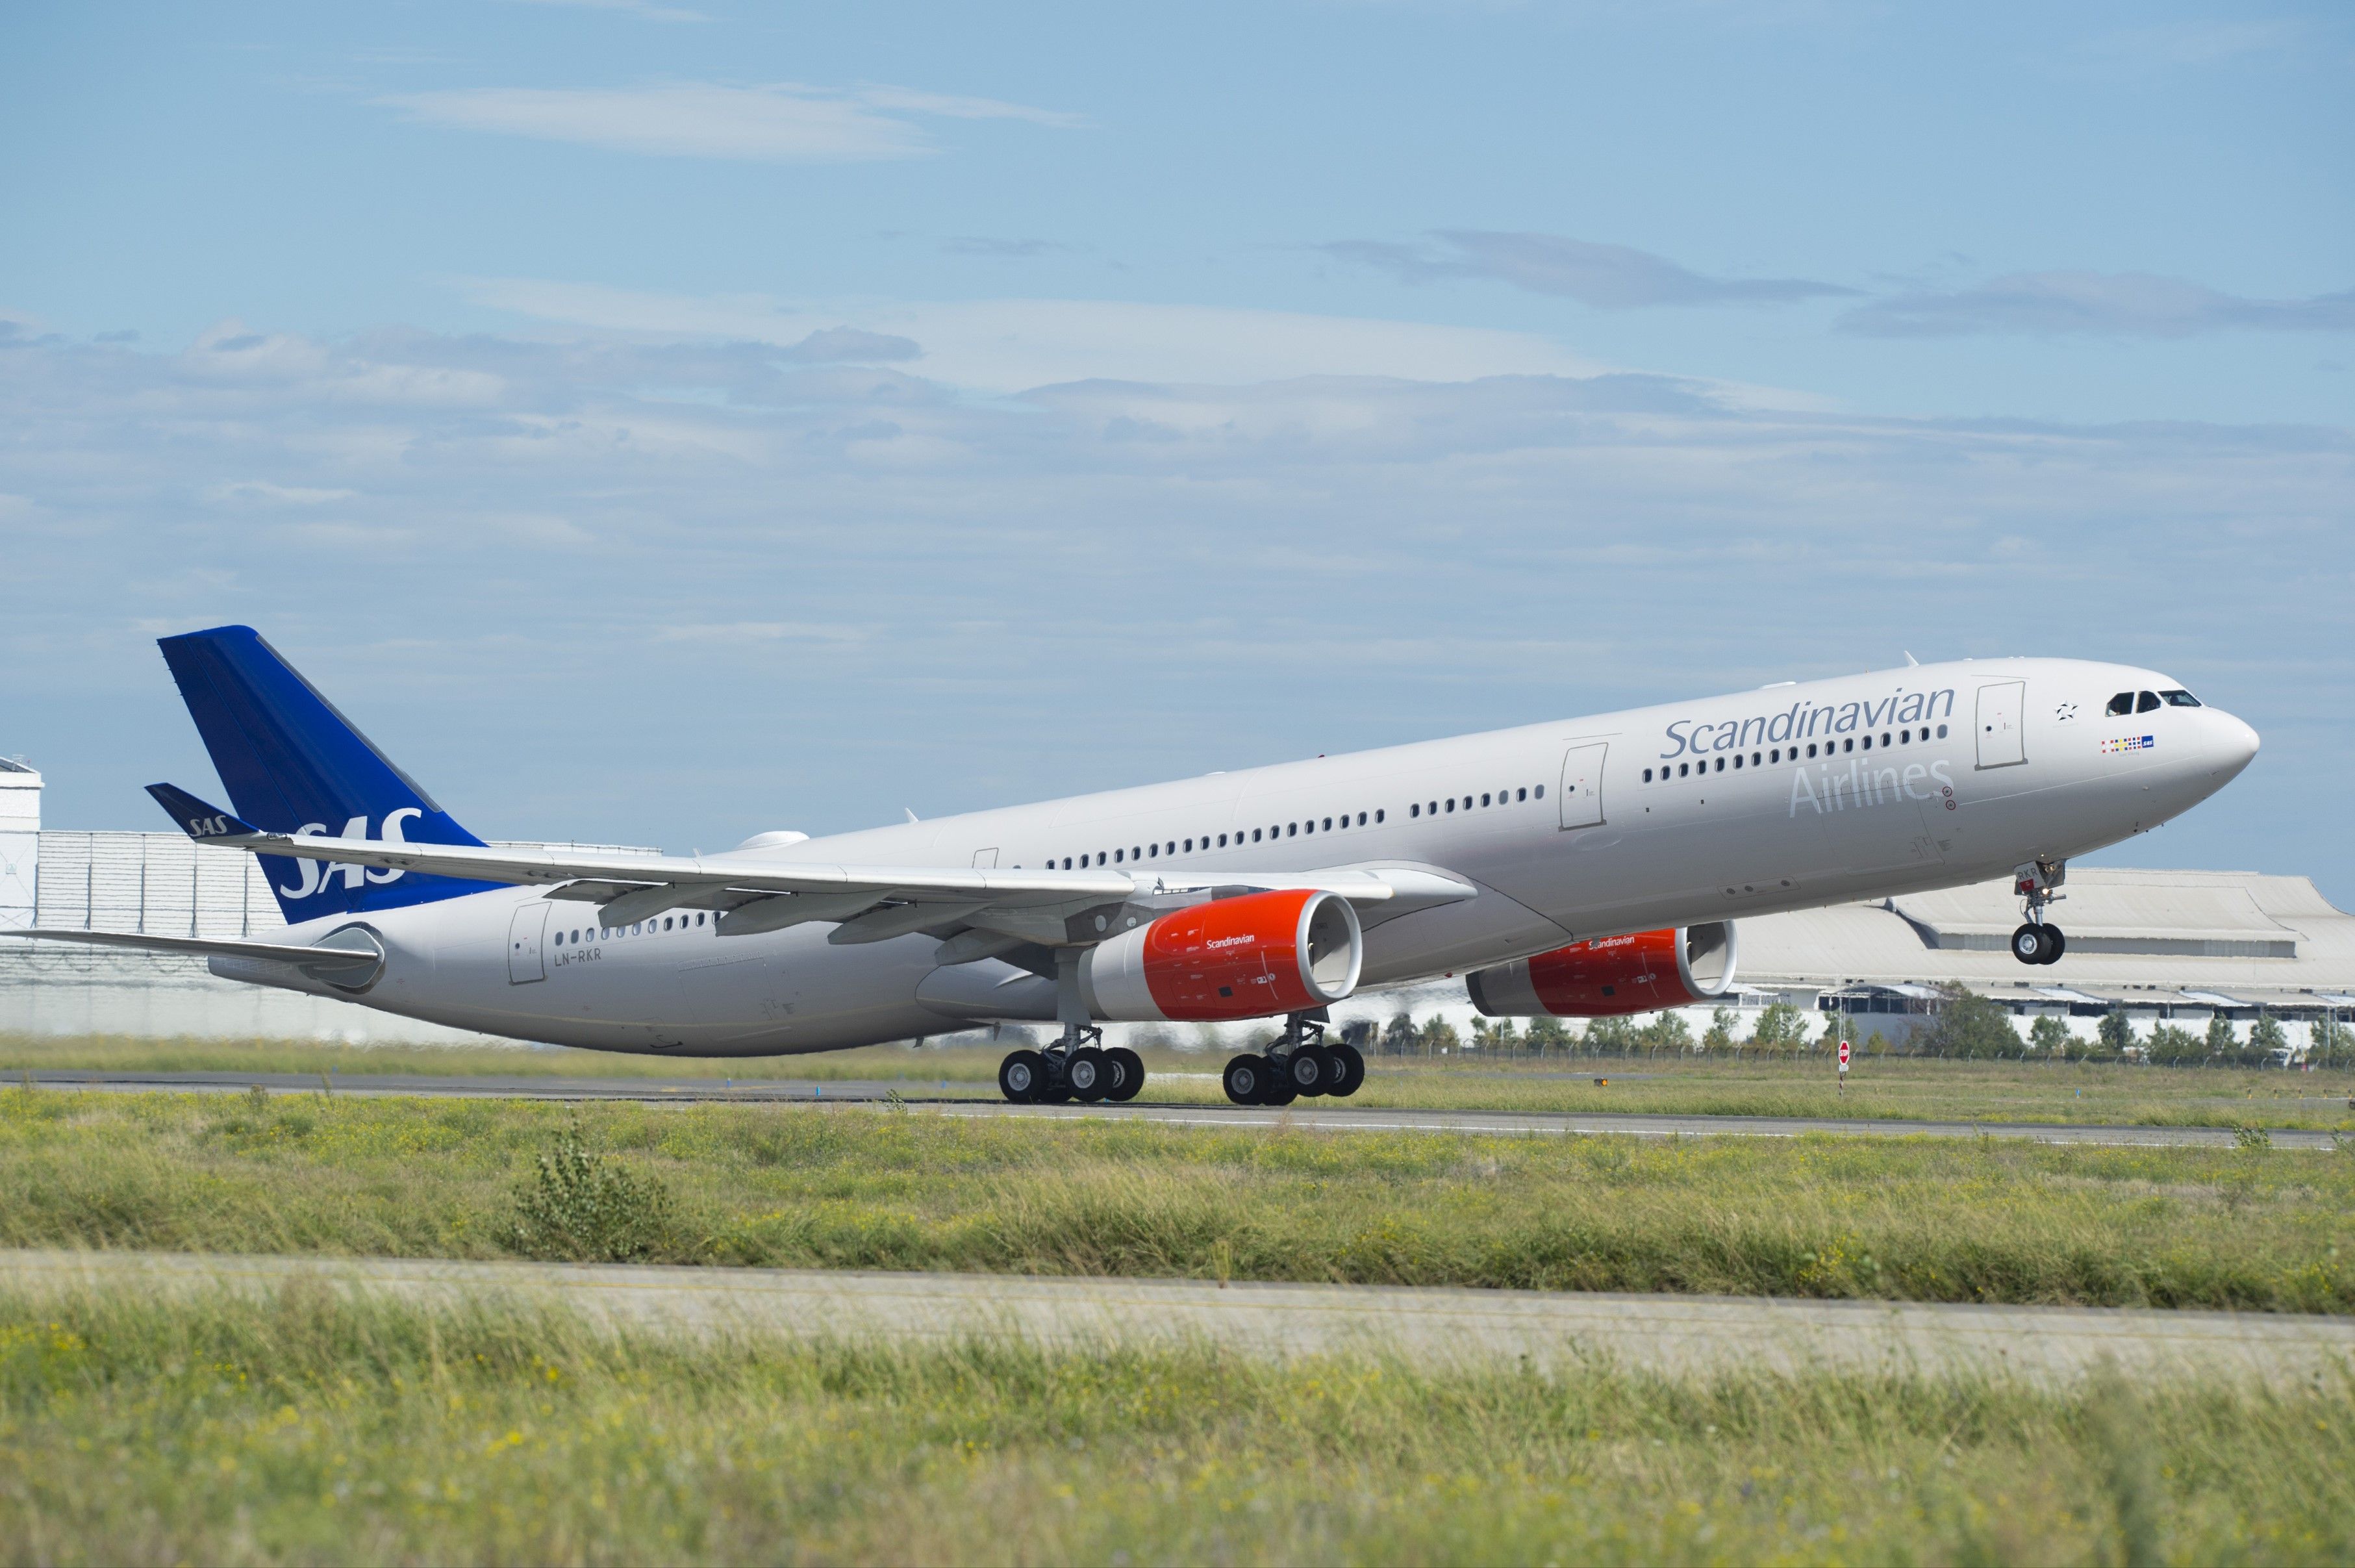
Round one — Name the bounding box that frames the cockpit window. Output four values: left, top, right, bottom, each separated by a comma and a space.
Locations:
2136, 690, 2161, 713
2106, 692, 2135, 716
2161, 689, 2202, 707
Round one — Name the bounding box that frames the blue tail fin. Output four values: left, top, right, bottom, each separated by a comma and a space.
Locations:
157, 626, 494, 920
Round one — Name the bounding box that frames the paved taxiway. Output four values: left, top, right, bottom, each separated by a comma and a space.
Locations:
8, 1248, 2348, 1386
17, 1070, 2347, 1149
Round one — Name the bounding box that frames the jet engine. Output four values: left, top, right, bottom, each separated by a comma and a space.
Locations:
1465, 922, 1738, 1018
1081, 888, 1363, 1022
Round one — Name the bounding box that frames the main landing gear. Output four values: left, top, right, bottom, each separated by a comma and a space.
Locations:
998, 1030, 1146, 1105
1222, 1011, 1365, 1106
999, 952, 1146, 1104
2010, 858, 2068, 967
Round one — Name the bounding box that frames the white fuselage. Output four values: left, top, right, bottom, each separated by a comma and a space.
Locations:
229, 657, 2260, 1056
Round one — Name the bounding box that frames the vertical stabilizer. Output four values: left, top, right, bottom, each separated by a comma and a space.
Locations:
156, 626, 494, 920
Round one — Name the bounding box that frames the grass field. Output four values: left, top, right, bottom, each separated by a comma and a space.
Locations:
5, 1089, 2351, 1310
3, 1285, 2349, 1566
10, 1030, 2355, 1130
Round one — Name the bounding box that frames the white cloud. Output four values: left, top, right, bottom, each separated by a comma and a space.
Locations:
3, 311, 2347, 900
457, 277, 1612, 390
379, 81, 1079, 163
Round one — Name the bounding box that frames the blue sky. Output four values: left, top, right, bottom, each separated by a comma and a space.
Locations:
3, 1, 2350, 897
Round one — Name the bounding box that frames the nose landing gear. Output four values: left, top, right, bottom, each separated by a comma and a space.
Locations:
1223, 1012, 1366, 1105
2010, 859, 2068, 966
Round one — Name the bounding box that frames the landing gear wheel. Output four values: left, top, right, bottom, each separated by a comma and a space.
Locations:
2010, 923, 2049, 965
1066, 1046, 1111, 1102
1327, 1042, 1366, 1098
1261, 1064, 1299, 1106
1287, 1046, 1332, 1097
1223, 1054, 1268, 1106
1105, 1046, 1145, 1102
998, 1050, 1046, 1104
2039, 926, 2067, 965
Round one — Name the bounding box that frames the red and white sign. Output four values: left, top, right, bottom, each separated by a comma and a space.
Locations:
1838, 1039, 1852, 1071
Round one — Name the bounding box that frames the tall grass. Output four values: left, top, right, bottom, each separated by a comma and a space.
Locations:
1, 1285, 2349, 1565
3, 1089, 2352, 1310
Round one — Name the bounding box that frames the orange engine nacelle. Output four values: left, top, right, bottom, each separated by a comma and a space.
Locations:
1081, 888, 1363, 1022
1465, 922, 1738, 1018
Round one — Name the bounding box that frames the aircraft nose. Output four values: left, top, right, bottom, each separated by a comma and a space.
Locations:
2211, 711, 2260, 776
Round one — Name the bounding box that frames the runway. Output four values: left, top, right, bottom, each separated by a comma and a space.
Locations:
16, 1069, 2347, 1148
6, 1248, 2349, 1386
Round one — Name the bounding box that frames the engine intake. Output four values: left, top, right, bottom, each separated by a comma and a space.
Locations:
1081, 888, 1362, 1022
1466, 922, 1737, 1018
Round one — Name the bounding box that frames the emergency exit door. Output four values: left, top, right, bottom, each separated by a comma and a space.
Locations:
508, 903, 548, 983
1975, 681, 2026, 769
1557, 742, 1608, 829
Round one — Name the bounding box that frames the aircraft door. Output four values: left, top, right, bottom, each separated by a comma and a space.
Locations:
972, 848, 1000, 868
507, 902, 548, 983
1557, 742, 1607, 829
1975, 681, 2027, 769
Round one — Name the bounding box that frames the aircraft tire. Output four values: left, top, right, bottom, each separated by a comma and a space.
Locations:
1261, 1070, 1298, 1107
2039, 926, 2067, 965
998, 1050, 1046, 1104
1328, 1043, 1366, 1098
1288, 1047, 1331, 1097
1222, 1055, 1267, 1106
1105, 1046, 1145, 1102
1067, 1046, 1111, 1103
2010, 924, 2047, 965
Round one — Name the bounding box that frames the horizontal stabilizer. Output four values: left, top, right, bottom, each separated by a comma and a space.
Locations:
145, 783, 260, 842
0, 927, 384, 986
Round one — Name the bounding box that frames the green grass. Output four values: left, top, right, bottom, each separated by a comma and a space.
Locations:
2, 1286, 2349, 1566
10, 1030, 2355, 1130
5, 1089, 2352, 1310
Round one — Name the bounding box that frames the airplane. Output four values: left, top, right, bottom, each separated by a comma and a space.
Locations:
5, 627, 2259, 1106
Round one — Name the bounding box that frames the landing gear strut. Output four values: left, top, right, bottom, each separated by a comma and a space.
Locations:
2010, 859, 2067, 967
1224, 1011, 1365, 1106
998, 950, 1149, 1104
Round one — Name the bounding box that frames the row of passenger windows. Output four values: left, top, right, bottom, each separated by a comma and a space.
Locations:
1642, 725, 1949, 784
1042, 781, 1550, 869
1051, 809, 1391, 869
2108, 689, 2200, 715
551, 912, 707, 946
1409, 784, 1542, 818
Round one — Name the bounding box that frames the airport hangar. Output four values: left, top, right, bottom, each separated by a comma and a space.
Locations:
4, 757, 2350, 1055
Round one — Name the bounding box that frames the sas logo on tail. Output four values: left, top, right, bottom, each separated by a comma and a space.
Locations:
276, 808, 421, 899
2100, 735, 2157, 755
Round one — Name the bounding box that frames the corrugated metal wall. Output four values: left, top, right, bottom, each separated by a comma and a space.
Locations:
33, 832, 286, 937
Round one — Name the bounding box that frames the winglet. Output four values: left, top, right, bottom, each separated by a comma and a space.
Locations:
145, 783, 261, 841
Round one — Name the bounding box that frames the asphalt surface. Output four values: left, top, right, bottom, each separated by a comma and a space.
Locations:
8, 1248, 2348, 1385
16, 1069, 2349, 1148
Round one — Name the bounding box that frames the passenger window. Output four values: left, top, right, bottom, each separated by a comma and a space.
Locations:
1410, 803, 1420, 818
2136, 691, 2161, 713
1533, 785, 1543, 798
2161, 689, 2201, 707
1376, 809, 1386, 822
1678, 763, 1689, 778
1936, 724, 1948, 739
1643, 768, 1653, 783
1322, 816, 1332, 830
1862, 735, 1872, 750
1733, 755, 1743, 770
1444, 798, 1455, 812
1114, 849, 1123, 863
1287, 823, 1297, 837
1252, 829, 1262, 842
2106, 692, 2134, 716
1480, 792, 1491, 806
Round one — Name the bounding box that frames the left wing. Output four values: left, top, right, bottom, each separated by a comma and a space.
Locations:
145, 783, 1475, 948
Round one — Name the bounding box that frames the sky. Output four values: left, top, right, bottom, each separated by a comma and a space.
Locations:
2, 1, 2350, 899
